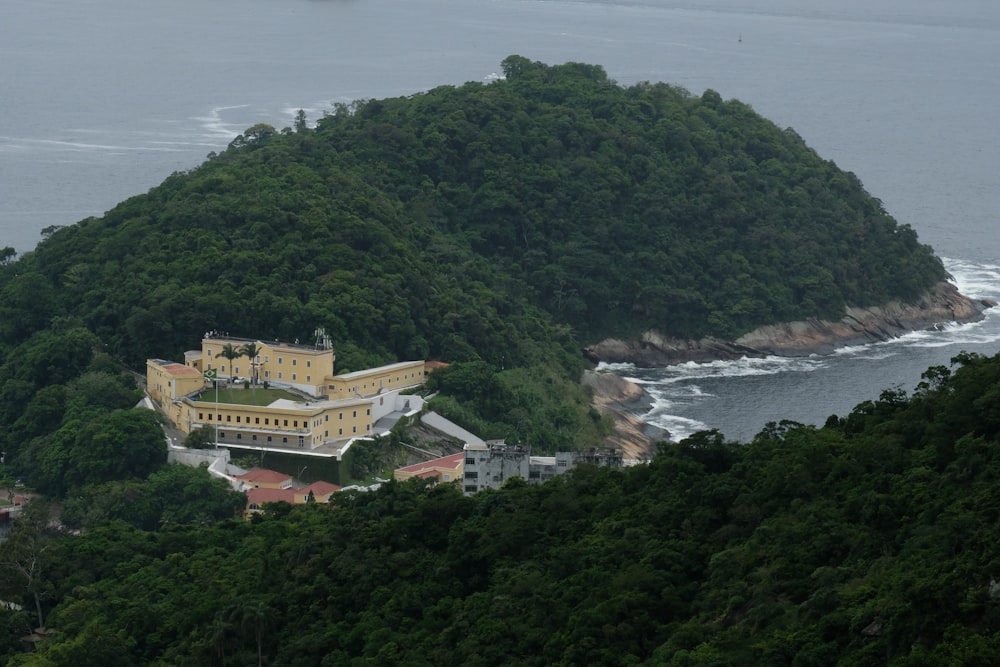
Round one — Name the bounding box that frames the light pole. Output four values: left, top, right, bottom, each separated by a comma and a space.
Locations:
203, 368, 219, 448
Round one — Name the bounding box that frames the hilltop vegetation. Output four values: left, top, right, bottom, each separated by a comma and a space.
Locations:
0, 56, 948, 453
3, 351, 1000, 665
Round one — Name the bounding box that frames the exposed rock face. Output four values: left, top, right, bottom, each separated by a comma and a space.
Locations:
583, 370, 667, 458
584, 281, 996, 367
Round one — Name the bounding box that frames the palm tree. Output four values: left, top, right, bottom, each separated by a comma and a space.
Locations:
239, 342, 262, 385
206, 611, 231, 665
215, 343, 241, 381
230, 599, 269, 667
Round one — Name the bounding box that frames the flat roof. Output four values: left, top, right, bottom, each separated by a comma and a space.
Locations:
204, 336, 332, 354
150, 359, 205, 377
332, 360, 423, 380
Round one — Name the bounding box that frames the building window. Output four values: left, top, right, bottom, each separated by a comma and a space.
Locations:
338, 428, 342, 435
464, 485, 477, 494
558, 461, 569, 467
465, 458, 475, 466
255, 417, 260, 424
264, 356, 269, 363
325, 430, 328, 437
352, 426, 356, 433
236, 416, 241, 423
282, 437, 288, 444
306, 375, 310, 382
292, 373, 297, 381
267, 436, 272, 442
339, 413, 343, 420
226, 415, 231, 422
366, 408, 370, 416
293, 420, 298, 428
465, 471, 478, 479
278, 357, 283, 364
277, 372, 283, 379
529, 471, 541, 479
352, 410, 357, 418
325, 415, 329, 422
292, 359, 297, 366
236, 434, 242, 440
252, 435, 257, 441
283, 419, 288, 427
306, 360, 311, 368
198, 412, 204, 420
265, 418, 270, 425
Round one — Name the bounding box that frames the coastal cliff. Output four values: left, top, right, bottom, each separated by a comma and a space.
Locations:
585, 281, 996, 366
583, 370, 666, 458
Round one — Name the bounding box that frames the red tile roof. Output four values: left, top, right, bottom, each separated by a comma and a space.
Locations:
237, 468, 293, 484
163, 363, 204, 377
300, 481, 342, 497
246, 487, 295, 506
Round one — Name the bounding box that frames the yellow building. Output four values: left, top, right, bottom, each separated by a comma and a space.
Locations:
190, 394, 375, 450
393, 452, 465, 484
189, 336, 336, 398
326, 360, 427, 399
146, 359, 207, 406
148, 335, 427, 459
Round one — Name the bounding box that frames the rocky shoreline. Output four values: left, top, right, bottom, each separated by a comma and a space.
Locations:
582, 370, 667, 459
584, 281, 996, 367
583, 281, 995, 450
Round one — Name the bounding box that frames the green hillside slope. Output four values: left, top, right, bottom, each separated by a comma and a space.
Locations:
3, 352, 1000, 665
7, 56, 944, 362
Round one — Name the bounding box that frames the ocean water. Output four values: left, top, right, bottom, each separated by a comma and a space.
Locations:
2, 0, 998, 441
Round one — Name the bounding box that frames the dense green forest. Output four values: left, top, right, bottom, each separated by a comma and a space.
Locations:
0, 351, 999, 665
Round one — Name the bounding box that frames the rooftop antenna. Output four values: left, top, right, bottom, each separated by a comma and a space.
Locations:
314, 326, 333, 350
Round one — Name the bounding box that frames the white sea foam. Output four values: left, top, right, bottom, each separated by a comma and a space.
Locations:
614, 257, 1000, 442
944, 257, 1000, 299
194, 104, 252, 139
645, 413, 711, 442
595, 361, 636, 372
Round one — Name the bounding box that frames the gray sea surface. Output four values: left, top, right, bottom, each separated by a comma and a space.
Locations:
2, 0, 998, 441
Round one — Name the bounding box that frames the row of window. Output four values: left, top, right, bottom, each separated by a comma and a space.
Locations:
205, 349, 314, 369
197, 407, 369, 426
216, 424, 363, 442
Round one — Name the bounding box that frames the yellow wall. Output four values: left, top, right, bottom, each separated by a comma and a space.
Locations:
189, 396, 373, 449
146, 359, 206, 406
201, 338, 335, 397
327, 360, 426, 399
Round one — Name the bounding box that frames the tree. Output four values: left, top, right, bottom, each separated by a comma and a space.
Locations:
36, 408, 166, 496
0, 500, 54, 631
215, 343, 241, 380
239, 342, 262, 385
185, 425, 217, 449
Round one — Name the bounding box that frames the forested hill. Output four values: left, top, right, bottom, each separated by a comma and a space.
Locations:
5, 351, 1000, 665
6, 56, 945, 369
